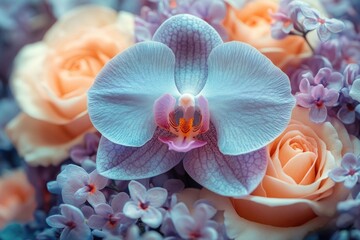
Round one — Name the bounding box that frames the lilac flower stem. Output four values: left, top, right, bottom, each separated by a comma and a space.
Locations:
105, 184, 120, 193
303, 32, 314, 53
289, 31, 314, 53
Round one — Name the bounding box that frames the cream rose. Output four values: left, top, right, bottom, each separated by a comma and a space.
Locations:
201, 106, 360, 240
6, 6, 134, 166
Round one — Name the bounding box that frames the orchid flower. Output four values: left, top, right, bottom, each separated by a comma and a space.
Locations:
88, 14, 295, 197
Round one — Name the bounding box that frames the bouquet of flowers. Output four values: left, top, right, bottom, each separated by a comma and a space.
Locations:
0, 0, 359, 239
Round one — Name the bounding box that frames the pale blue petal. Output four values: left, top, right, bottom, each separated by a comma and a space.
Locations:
60, 225, 91, 240
350, 79, 360, 102
88, 42, 178, 147
153, 14, 222, 95
141, 207, 163, 228
183, 126, 268, 197
200, 42, 295, 155
46, 215, 67, 228
96, 129, 184, 180
317, 24, 331, 42
146, 188, 168, 207
87, 215, 107, 229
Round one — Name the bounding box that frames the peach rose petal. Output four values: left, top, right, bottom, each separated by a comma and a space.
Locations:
199, 188, 327, 240
282, 152, 316, 184
11, 43, 71, 124
0, 170, 36, 228
292, 108, 343, 160
5, 113, 94, 166
44, 6, 118, 46
223, 0, 311, 69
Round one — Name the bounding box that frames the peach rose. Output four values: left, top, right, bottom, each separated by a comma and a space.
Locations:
201, 106, 360, 240
6, 6, 134, 166
223, 0, 312, 69
0, 170, 36, 228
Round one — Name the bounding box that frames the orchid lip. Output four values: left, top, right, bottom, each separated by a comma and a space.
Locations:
154, 93, 210, 152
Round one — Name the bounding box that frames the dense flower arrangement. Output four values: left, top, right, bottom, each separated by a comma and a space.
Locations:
0, 0, 360, 239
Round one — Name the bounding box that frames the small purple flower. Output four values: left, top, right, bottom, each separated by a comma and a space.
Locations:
70, 132, 100, 171
271, 12, 293, 39
301, 8, 344, 41
46, 204, 91, 240
344, 63, 360, 102
57, 164, 108, 207
123, 180, 167, 228
88, 192, 132, 233
336, 194, 360, 229
125, 224, 163, 240
302, 67, 344, 91
290, 56, 332, 93
296, 83, 339, 123
329, 153, 360, 189
170, 202, 218, 240
270, 0, 297, 39
336, 88, 360, 124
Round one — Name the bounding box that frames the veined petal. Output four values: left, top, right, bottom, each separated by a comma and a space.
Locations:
96, 129, 184, 180
153, 14, 222, 95
183, 126, 268, 197
154, 94, 176, 130
200, 42, 295, 155
158, 136, 207, 152
88, 42, 178, 147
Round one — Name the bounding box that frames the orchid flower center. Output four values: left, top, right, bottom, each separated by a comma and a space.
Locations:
154, 93, 210, 153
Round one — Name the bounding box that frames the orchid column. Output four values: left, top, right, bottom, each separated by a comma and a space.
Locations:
88, 14, 295, 197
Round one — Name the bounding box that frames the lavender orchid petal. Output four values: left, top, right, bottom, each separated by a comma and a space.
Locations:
96, 130, 184, 180
201, 42, 295, 155
88, 42, 178, 147
183, 126, 268, 197
153, 14, 222, 95
154, 94, 176, 129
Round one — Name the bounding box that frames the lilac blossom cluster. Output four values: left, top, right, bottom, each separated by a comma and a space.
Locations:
135, 0, 227, 42
271, 0, 344, 42
324, 153, 360, 240
290, 30, 360, 135
33, 133, 228, 240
